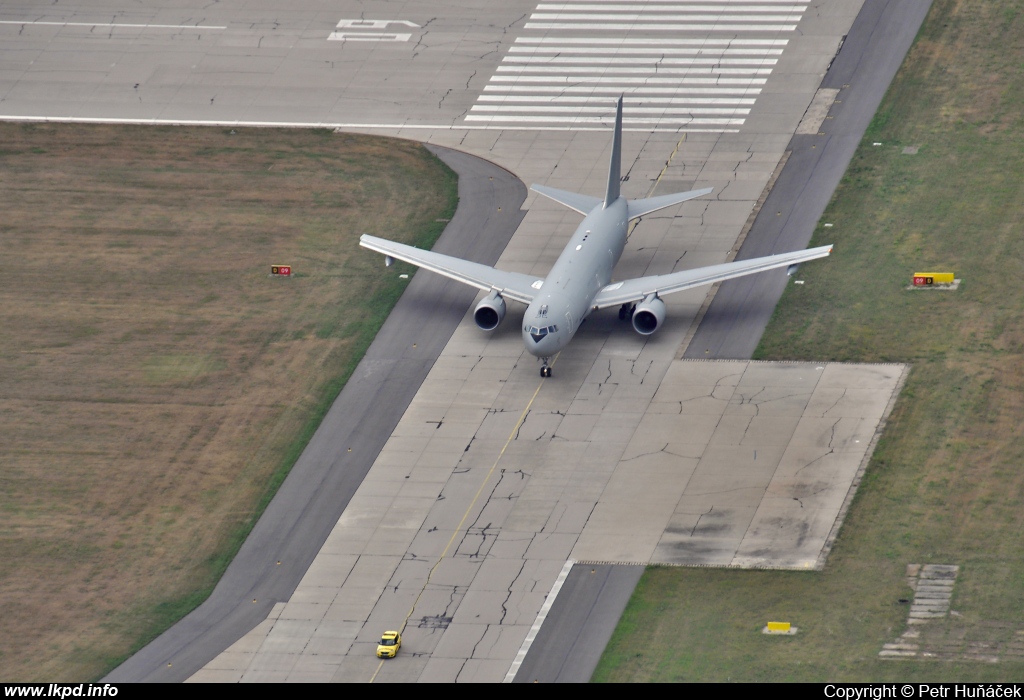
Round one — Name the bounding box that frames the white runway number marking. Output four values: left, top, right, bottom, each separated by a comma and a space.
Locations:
328, 18, 420, 42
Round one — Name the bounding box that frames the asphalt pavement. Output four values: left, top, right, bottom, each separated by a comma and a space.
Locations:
30, 0, 931, 682
514, 0, 934, 683
106, 145, 526, 683
685, 0, 936, 361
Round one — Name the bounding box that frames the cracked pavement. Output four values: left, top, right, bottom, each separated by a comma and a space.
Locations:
576, 360, 908, 568
196, 353, 905, 682
5, 0, 914, 685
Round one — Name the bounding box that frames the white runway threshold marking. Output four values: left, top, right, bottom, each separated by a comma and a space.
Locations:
536, 3, 809, 10
466, 0, 802, 130
504, 559, 575, 683
523, 22, 797, 29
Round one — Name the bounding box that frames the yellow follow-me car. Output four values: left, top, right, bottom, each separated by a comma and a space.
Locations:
377, 631, 402, 658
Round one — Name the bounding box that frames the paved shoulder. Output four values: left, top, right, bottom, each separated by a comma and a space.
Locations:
685, 0, 935, 361
105, 145, 526, 683
520, 0, 934, 683
512, 564, 645, 684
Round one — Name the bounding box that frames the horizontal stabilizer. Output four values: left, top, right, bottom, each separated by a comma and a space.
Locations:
531, 184, 603, 216
627, 187, 714, 221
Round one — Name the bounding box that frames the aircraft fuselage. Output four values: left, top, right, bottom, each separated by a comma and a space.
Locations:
521, 197, 628, 358
360, 96, 832, 379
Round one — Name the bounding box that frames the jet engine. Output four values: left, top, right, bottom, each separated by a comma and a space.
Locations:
474, 291, 506, 331
631, 294, 666, 336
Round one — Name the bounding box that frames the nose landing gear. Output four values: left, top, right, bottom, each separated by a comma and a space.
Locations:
540, 360, 552, 378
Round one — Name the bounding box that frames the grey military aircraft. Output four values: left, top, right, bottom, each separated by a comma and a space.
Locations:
361, 97, 831, 378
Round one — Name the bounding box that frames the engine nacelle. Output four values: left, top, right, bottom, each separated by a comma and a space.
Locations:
631, 294, 666, 336
474, 291, 506, 331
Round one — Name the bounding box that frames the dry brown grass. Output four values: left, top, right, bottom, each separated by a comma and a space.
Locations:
0, 123, 456, 680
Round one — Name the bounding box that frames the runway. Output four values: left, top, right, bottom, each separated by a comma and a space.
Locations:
0, 0, 927, 683
518, 0, 931, 679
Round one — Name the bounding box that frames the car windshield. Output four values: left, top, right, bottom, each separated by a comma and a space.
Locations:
380, 637, 396, 645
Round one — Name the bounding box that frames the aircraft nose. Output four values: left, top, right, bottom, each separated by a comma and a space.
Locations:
523, 326, 556, 357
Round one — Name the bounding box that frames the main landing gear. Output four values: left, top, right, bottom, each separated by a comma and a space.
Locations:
540, 360, 552, 378
618, 303, 636, 321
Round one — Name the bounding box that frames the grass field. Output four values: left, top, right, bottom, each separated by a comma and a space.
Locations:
594, 0, 1024, 681
0, 124, 457, 680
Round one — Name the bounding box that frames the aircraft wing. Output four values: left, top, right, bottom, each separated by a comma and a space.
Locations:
592, 244, 833, 309
359, 234, 543, 305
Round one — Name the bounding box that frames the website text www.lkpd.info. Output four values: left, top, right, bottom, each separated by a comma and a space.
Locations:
4, 686, 117, 698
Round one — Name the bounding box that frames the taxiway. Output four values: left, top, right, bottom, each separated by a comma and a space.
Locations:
0, 0, 927, 683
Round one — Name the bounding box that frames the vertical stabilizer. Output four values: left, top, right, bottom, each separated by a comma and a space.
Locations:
604, 96, 623, 208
